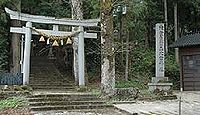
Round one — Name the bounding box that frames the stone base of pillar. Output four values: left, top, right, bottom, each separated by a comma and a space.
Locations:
148, 77, 173, 92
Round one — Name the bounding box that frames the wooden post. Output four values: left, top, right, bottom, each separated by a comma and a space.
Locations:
78, 26, 85, 86
23, 22, 32, 85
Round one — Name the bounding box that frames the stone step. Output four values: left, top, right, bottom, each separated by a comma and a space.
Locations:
29, 100, 106, 106
30, 104, 113, 111
30, 77, 68, 79
29, 79, 69, 82
31, 85, 74, 88
30, 79, 72, 81
31, 108, 130, 115
28, 97, 100, 102
29, 78, 68, 80
31, 87, 75, 90
30, 72, 60, 75
30, 77, 69, 79
31, 89, 76, 93
29, 93, 96, 98
29, 81, 72, 83
30, 84, 73, 87
29, 75, 64, 77
66, 108, 130, 114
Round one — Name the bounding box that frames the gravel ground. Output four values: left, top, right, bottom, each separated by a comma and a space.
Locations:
114, 91, 200, 115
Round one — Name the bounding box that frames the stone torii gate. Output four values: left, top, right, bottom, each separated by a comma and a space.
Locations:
5, 7, 100, 86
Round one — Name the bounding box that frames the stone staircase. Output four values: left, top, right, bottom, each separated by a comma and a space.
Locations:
28, 56, 112, 113
30, 56, 74, 91
28, 93, 112, 112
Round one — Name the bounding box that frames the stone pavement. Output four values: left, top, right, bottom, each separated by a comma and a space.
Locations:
114, 91, 200, 115
33, 109, 129, 115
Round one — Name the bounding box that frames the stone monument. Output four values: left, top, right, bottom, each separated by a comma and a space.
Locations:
148, 23, 172, 92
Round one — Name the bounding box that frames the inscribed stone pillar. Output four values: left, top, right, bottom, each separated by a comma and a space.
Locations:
156, 23, 165, 78
148, 23, 172, 91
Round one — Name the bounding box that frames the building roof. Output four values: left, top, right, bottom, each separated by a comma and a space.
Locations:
169, 34, 200, 48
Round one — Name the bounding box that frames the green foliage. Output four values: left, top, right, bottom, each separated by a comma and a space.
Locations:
0, 96, 27, 109
115, 80, 147, 89
91, 88, 101, 97
34, 1, 71, 18
127, 48, 180, 89
0, 1, 9, 72
83, 0, 100, 18
76, 86, 88, 92
165, 52, 180, 89
130, 47, 155, 78
13, 85, 32, 94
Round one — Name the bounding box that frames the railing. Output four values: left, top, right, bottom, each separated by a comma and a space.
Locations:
0, 73, 23, 85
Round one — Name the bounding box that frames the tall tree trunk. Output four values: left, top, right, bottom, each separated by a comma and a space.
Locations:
100, 0, 115, 95
174, 2, 179, 63
10, 0, 21, 73
164, 0, 168, 53
71, 0, 83, 85
125, 30, 129, 81
119, 15, 124, 70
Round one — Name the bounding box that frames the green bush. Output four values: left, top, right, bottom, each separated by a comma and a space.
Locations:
0, 96, 27, 109
128, 47, 155, 84
0, 4, 9, 72
115, 80, 147, 89
165, 53, 180, 89
128, 48, 179, 89
131, 47, 155, 75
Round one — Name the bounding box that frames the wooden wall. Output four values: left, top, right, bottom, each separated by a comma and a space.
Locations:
179, 46, 200, 91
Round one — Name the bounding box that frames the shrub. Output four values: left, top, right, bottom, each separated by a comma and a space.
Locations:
165, 53, 180, 89
115, 80, 147, 89
0, 96, 28, 109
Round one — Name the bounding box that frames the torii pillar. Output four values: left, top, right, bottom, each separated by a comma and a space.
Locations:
23, 22, 32, 85
78, 26, 85, 86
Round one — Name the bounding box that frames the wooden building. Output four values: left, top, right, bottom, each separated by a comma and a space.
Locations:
170, 34, 200, 91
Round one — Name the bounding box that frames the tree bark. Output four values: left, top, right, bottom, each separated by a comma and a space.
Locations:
125, 30, 129, 81
100, 0, 115, 95
10, 0, 21, 73
119, 15, 124, 70
164, 0, 168, 53
71, 0, 83, 85
174, 2, 179, 63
